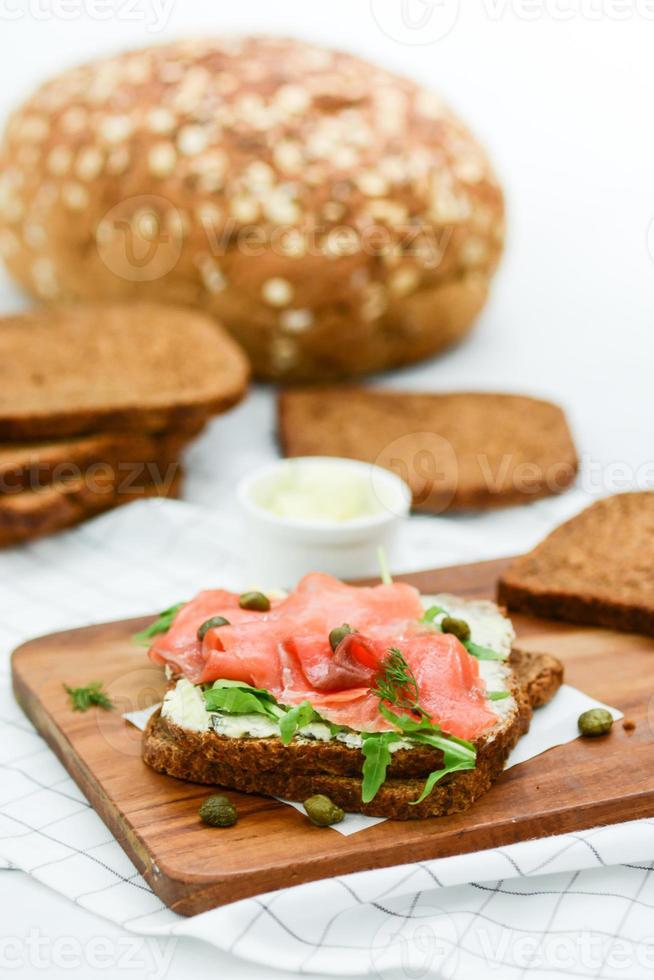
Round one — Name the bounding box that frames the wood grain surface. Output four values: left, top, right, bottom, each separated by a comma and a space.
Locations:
11, 557, 654, 915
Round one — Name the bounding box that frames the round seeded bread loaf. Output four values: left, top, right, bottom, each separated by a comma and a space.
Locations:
0, 37, 505, 381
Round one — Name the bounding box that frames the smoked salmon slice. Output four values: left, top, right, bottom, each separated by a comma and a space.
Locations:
149, 574, 498, 740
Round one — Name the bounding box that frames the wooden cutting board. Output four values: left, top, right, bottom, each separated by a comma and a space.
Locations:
11, 557, 654, 916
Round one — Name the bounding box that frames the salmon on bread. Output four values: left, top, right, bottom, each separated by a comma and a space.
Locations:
142, 574, 563, 818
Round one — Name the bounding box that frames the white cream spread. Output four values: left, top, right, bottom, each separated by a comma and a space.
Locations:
162, 592, 516, 739
249, 460, 384, 523
211, 713, 280, 739
422, 593, 515, 658
162, 677, 210, 732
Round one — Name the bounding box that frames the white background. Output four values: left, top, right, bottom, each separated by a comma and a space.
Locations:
1, 2, 653, 978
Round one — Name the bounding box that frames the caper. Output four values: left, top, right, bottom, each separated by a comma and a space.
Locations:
197, 616, 230, 641
239, 591, 271, 612
329, 623, 356, 652
441, 616, 471, 642
578, 708, 613, 738
199, 794, 238, 827
303, 794, 345, 827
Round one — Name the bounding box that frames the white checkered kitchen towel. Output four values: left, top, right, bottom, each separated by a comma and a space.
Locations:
1, 497, 654, 980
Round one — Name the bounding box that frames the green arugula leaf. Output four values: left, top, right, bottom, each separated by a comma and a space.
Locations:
367, 646, 479, 804
279, 701, 321, 745
406, 730, 476, 805
379, 701, 430, 733
419, 605, 445, 624
132, 602, 185, 646
209, 679, 278, 701
464, 641, 506, 661
203, 685, 284, 719
375, 690, 477, 806
64, 681, 113, 712
488, 690, 511, 701
381, 709, 475, 756
204, 681, 336, 734
407, 729, 476, 759
361, 732, 401, 803
411, 753, 477, 805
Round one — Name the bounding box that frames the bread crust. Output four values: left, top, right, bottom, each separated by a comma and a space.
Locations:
0, 465, 183, 548
142, 649, 562, 819
0, 304, 248, 440
498, 493, 654, 635
508, 647, 564, 710
0, 426, 201, 494
0, 38, 504, 381
278, 388, 578, 512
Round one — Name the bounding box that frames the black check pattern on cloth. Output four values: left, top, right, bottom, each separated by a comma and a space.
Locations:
1, 499, 654, 978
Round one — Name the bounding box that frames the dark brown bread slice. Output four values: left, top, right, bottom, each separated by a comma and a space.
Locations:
498, 492, 654, 635
509, 647, 564, 709
0, 425, 202, 494
0, 303, 249, 440
0, 462, 183, 548
278, 388, 578, 512
142, 648, 563, 820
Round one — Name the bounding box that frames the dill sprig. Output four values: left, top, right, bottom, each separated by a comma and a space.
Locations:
64, 681, 113, 713
366, 646, 477, 805
371, 647, 429, 722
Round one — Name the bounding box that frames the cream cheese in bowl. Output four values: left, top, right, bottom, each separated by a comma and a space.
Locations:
250, 459, 387, 523
236, 457, 411, 583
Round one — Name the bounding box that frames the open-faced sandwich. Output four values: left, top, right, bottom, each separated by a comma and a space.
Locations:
141, 574, 562, 819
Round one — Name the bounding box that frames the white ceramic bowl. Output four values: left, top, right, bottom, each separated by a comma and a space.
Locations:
236, 457, 411, 585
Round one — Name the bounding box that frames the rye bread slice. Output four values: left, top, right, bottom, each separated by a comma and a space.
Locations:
0, 303, 249, 440
278, 388, 578, 512
0, 426, 201, 494
0, 461, 183, 548
498, 492, 654, 635
142, 648, 562, 820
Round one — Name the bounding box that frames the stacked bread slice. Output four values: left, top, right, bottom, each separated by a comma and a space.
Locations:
0, 303, 249, 546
